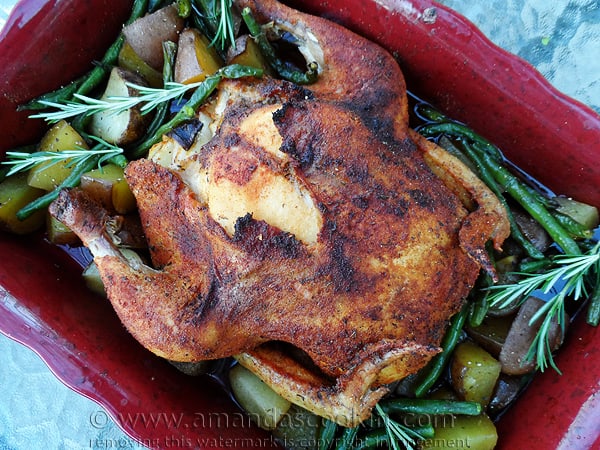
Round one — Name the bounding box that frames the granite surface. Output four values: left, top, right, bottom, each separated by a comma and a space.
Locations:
0, 1, 599, 449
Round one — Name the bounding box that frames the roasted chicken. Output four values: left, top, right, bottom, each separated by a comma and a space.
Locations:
49, 0, 509, 426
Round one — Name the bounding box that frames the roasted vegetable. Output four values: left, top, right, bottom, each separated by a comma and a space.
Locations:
174, 28, 223, 84
450, 341, 501, 407
122, 4, 185, 70
89, 67, 152, 145
118, 41, 163, 88
499, 296, 564, 375
80, 163, 136, 214
27, 120, 89, 191
0, 173, 46, 234
426, 414, 498, 450
229, 364, 291, 430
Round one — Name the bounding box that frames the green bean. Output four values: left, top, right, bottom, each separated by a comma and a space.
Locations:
474, 143, 581, 255
333, 426, 359, 450
469, 290, 490, 328
519, 258, 553, 273
414, 304, 468, 397
586, 273, 600, 326
318, 419, 338, 450
129, 64, 262, 158
15, 154, 102, 220
241, 7, 319, 85
18, 77, 86, 111
136, 41, 177, 147
417, 122, 503, 161
414, 102, 449, 123
378, 398, 481, 417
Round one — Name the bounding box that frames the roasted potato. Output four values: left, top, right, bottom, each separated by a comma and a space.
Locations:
27, 120, 88, 191
0, 173, 46, 234
89, 67, 152, 145
122, 4, 184, 70
80, 163, 136, 214
450, 341, 501, 407
174, 28, 223, 84
229, 364, 291, 430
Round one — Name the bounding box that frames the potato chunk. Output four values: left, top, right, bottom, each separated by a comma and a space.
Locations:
89, 67, 151, 145
27, 120, 88, 191
174, 28, 223, 84
0, 173, 46, 234
80, 163, 136, 214
229, 364, 291, 430
450, 341, 501, 407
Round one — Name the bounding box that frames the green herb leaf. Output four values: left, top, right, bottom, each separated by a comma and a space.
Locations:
486, 241, 600, 372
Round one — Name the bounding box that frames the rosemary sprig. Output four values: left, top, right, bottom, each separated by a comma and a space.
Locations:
487, 241, 600, 372
375, 404, 425, 450
2, 137, 124, 177
212, 0, 236, 51
29, 80, 209, 124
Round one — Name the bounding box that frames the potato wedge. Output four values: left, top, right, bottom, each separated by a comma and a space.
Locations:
450, 341, 501, 407
174, 28, 223, 84
122, 4, 184, 70
426, 414, 498, 450
554, 196, 599, 230
46, 212, 80, 245
0, 173, 46, 234
499, 296, 564, 375
118, 41, 163, 88
27, 120, 88, 191
227, 34, 274, 75
89, 67, 151, 145
80, 163, 136, 214
229, 364, 291, 430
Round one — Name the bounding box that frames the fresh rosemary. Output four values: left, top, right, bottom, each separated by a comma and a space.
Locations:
486, 241, 600, 372
2, 137, 124, 177
375, 404, 425, 450
29, 80, 208, 124
212, 0, 236, 51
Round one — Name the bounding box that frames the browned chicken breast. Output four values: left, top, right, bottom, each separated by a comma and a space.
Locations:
49, 0, 509, 426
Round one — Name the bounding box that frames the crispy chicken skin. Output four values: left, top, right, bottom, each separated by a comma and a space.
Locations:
49, 0, 509, 426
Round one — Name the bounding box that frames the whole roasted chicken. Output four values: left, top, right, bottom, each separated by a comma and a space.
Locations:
50, 0, 509, 426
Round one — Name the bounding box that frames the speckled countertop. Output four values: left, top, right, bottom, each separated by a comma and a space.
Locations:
0, 1, 599, 449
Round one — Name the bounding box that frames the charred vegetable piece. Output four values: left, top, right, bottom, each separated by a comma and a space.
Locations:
27, 120, 89, 191
0, 173, 46, 234
229, 364, 291, 430
174, 28, 223, 84
89, 67, 152, 145
450, 341, 501, 407
487, 373, 529, 418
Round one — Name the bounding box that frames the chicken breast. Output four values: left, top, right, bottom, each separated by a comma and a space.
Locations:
49, 0, 509, 426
